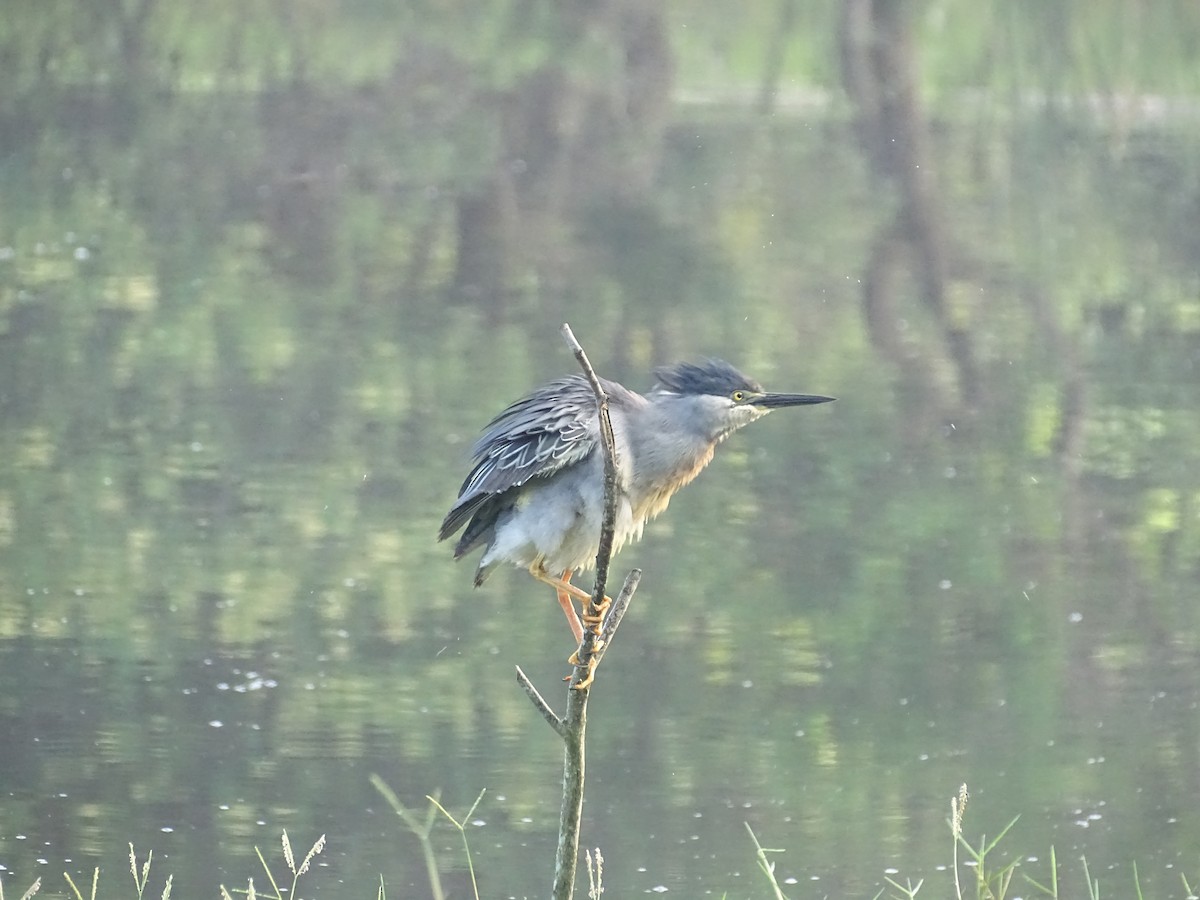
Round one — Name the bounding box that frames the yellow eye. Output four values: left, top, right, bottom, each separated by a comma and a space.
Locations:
731, 390, 746, 402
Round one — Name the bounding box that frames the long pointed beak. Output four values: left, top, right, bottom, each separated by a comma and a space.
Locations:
755, 392, 836, 409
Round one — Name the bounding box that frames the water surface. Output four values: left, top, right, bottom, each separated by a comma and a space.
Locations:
2, 6, 1200, 898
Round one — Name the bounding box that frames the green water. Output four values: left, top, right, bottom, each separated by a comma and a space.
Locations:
2, 3, 1199, 897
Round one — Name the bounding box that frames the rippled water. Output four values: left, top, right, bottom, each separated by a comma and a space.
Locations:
3, 18, 1200, 898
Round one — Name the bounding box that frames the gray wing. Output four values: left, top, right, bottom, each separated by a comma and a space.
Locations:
438, 374, 600, 543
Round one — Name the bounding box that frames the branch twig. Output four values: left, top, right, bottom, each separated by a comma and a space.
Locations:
568, 567, 641, 681
559, 322, 620, 619
516, 665, 564, 737
551, 323, 625, 899
600, 569, 640, 647
512, 323, 642, 900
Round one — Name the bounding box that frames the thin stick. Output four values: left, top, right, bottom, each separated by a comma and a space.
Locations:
569, 568, 641, 681
552, 682, 588, 900
504, 324, 642, 900
559, 323, 619, 616
599, 569, 640, 646
548, 565, 635, 897
516, 665, 564, 737
548, 324, 628, 900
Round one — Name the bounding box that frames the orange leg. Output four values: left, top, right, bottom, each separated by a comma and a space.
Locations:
530, 564, 587, 643
554, 570, 610, 638
555, 580, 585, 645
529, 565, 611, 684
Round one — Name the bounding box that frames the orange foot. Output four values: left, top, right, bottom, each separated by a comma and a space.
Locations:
573, 653, 601, 690
580, 595, 611, 635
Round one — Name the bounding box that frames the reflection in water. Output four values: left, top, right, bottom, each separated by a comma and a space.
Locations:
841, 0, 981, 420
2, 4, 1200, 898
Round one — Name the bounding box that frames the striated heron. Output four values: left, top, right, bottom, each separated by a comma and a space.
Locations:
438, 359, 834, 648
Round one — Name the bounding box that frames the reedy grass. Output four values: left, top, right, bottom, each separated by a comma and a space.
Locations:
372, 775, 612, 900
62, 843, 174, 900
220, 830, 325, 900
1021, 845, 1058, 897
425, 790, 485, 900
128, 844, 173, 900
853, 784, 1193, 900
2, 785, 1195, 899
62, 867, 96, 900
3, 834, 327, 900
371, 774, 485, 900
371, 775, 448, 900
585, 847, 605, 899
745, 822, 790, 900
0, 875, 42, 900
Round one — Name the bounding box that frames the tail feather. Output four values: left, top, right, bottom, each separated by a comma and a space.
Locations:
473, 559, 500, 587
439, 493, 488, 542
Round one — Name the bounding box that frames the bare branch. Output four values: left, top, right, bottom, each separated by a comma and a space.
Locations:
516, 665, 564, 737
559, 322, 620, 609
567, 568, 642, 685
549, 323, 632, 900
502, 324, 641, 900
599, 569, 640, 647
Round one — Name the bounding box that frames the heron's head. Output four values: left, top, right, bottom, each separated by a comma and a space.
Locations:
650, 360, 834, 444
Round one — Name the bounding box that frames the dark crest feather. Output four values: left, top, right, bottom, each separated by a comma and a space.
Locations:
651, 359, 761, 396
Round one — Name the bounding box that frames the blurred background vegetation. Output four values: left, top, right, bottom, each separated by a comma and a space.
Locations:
1, 1, 1199, 897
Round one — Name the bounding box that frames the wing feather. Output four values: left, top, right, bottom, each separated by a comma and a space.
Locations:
438, 375, 599, 541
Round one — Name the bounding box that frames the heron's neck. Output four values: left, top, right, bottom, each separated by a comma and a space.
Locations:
625, 397, 720, 511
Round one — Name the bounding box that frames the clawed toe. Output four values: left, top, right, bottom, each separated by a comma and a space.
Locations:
580, 597, 612, 633
573, 654, 600, 690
